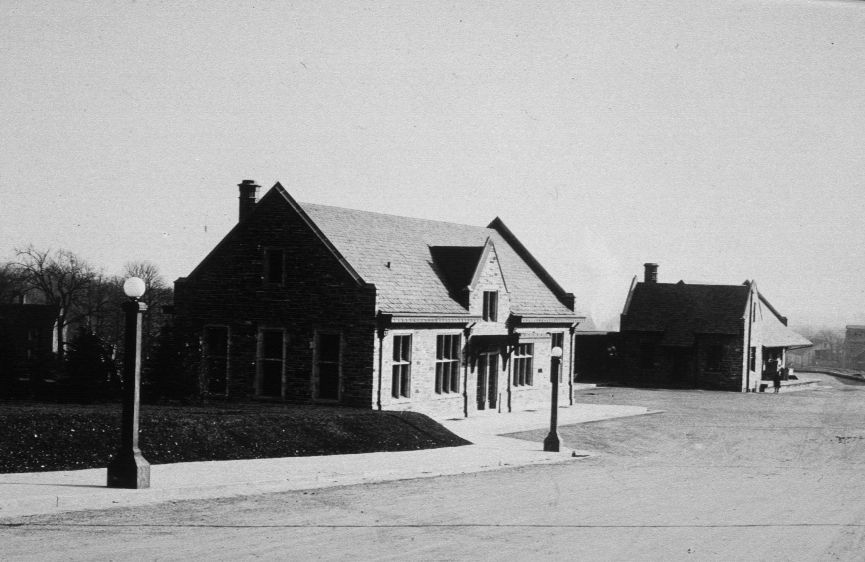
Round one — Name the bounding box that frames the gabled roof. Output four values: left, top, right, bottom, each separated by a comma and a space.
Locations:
622, 278, 811, 349
292, 192, 576, 317
622, 282, 750, 345
760, 308, 812, 349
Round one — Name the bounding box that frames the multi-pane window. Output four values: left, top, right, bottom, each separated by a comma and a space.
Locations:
316, 332, 341, 400
258, 329, 284, 397
203, 326, 229, 394
551, 332, 565, 382
435, 334, 461, 394
482, 291, 498, 322
513, 343, 534, 387
264, 248, 284, 284
749, 347, 757, 372
392, 335, 412, 398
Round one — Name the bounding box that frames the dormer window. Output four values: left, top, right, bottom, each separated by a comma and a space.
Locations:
483, 291, 498, 322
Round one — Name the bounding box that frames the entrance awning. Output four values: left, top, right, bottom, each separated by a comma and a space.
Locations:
762, 314, 812, 350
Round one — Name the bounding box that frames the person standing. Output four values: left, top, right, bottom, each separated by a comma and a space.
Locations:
773, 368, 781, 393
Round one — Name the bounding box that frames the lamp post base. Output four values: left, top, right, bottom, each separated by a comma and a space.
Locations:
543, 430, 562, 452
107, 450, 150, 489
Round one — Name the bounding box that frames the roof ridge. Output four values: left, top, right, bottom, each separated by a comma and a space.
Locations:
299, 202, 490, 232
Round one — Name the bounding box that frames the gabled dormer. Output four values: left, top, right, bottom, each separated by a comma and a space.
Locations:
466, 238, 509, 324
429, 238, 510, 323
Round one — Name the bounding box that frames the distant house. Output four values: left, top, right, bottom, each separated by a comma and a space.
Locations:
0, 303, 58, 385
617, 264, 811, 392
173, 181, 586, 418
844, 325, 865, 370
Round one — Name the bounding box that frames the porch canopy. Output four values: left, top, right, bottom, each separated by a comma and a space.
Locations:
762, 313, 812, 350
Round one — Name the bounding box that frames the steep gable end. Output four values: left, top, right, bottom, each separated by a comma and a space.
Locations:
181, 184, 367, 288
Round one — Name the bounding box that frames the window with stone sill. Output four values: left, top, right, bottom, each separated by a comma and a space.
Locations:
513, 343, 534, 387
482, 290, 498, 322
435, 334, 461, 394
392, 334, 412, 398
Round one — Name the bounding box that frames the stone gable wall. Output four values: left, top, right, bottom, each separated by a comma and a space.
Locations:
174, 196, 377, 407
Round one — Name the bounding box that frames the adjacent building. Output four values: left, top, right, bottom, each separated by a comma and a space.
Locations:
172, 181, 586, 418
617, 264, 811, 392
844, 325, 865, 370
0, 303, 58, 387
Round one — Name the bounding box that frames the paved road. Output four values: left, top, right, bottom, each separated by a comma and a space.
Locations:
2, 373, 864, 561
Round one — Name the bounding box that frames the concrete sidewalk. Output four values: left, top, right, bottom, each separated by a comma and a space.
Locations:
0, 402, 653, 520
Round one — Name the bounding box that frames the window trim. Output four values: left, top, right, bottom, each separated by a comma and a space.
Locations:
257, 327, 285, 397
513, 343, 534, 387
435, 333, 461, 395
482, 290, 498, 322
391, 334, 412, 399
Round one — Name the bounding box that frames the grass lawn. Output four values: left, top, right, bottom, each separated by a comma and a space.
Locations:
0, 401, 469, 474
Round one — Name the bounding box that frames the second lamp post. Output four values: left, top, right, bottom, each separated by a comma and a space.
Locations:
543, 346, 564, 452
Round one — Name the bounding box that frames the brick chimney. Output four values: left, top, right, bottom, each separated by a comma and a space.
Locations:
644, 263, 658, 284
238, 180, 260, 222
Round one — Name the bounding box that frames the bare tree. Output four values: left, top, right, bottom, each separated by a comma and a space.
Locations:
121, 261, 174, 364
14, 246, 100, 360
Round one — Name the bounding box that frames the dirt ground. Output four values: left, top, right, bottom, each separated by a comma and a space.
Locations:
2, 373, 864, 561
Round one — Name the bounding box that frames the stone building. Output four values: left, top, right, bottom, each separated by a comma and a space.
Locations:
617, 264, 810, 392
844, 325, 865, 370
172, 181, 586, 418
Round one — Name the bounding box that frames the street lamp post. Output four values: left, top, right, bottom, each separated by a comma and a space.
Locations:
107, 277, 150, 489
544, 346, 564, 452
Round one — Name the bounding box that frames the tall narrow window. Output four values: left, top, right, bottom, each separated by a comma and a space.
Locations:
392, 335, 412, 398
316, 333, 341, 400
482, 291, 498, 322
513, 343, 534, 387
203, 326, 229, 394
435, 334, 461, 394
258, 329, 284, 397
551, 332, 565, 382
750, 347, 757, 372
265, 248, 284, 284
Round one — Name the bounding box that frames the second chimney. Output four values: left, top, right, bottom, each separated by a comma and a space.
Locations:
238, 180, 260, 222
644, 263, 658, 284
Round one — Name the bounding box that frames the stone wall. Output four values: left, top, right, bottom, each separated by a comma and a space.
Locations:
173, 193, 377, 407
374, 323, 572, 418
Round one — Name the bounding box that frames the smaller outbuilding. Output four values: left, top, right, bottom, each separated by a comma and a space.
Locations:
617, 264, 811, 392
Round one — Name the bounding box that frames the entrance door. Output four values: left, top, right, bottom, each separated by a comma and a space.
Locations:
477, 351, 498, 410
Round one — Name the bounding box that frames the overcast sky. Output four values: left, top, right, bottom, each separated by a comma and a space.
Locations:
2, 0, 863, 330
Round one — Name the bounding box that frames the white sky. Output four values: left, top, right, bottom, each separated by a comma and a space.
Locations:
2, 0, 864, 330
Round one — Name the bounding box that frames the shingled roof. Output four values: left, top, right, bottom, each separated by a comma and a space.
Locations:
622, 282, 750, 346
299, 198, 576, 317
622, 279, 811, 349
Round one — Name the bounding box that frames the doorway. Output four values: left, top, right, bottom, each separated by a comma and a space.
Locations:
477, 351, 498, 411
